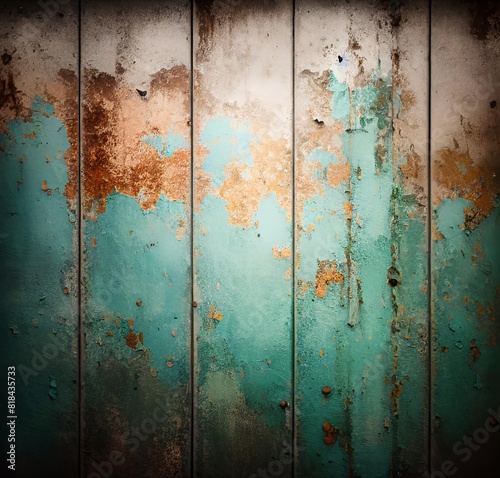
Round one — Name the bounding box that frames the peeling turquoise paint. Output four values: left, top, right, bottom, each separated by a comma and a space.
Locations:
142, 130, 188, 157
200, 117, 255, 182
83, 169, 192, 473
433, 198, 500, 447
195, 120, 293, 475
84, 193, 190, 386
297, 67, 428, 476
0, 97, 78, 475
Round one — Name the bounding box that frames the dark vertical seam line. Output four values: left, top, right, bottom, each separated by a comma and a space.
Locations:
291, 1, 297, 476
190, 1, 195, 477
427, 0, 433, 475
77, 0, 83, 476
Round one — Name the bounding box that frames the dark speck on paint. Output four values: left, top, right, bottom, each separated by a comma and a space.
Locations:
388, 278, 399, 287
338, 55, 343, 63
490, 100, 496, 108
2, 53, 12, 65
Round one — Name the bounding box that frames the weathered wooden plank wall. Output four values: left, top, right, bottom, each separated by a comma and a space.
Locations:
295, 1, 429, 476
0, 0, 79, 475
193, 1, 293, 476
1, 0, 499, 477
431, 0, 500, 475
81, 0, 192, 476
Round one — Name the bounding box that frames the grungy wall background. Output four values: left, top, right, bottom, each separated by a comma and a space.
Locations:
0, 0, 499, 477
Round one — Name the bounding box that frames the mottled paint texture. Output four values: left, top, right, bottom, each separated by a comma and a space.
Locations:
0, 97, 78, 475
2, 0, 500, 476
295, 1, 429, 476
193, 1, 293, 476
81, 1, 192, 476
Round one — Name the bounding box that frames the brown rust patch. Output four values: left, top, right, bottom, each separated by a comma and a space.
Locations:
435, 148, 499, 229
125, 330, 139, 349
476, 302, 498, 347
322, 422, 339, 446
315, 260, 344, 298
83, 65, 190, 219
0, 72, 23, 121
54, 69, 79, 204
469, 339, 481, 365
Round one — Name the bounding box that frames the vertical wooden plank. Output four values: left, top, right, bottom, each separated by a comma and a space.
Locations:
0, 0, 79, 475
81, 1, 191, 476
193, 1, 293, 475
295, 1, 429, 475
431, 0, 500, 474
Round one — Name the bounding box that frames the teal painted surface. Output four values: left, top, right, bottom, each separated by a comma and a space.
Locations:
83, 193, 192, 477
81, 2, 192, 476
432, 200, 500, 472
296, 69, 427, 476
2, 0, 499, 476
193, 1, 293, 475
0, 97, 78, 475
194, 189, 293, 475
430, 0, 500, 474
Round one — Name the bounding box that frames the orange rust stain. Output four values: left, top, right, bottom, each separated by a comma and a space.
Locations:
390, 381, 404, 416
136, 300, 142, 307
400, 150, 422, 182
216, 137, 292, 227
435, 148, 499, 229
322, 422, 332, 432
295, 70, 347, 233
343, 201, 353, 220
272, 245, 292, 259
91, 237, 97, 248
106, 332, 114, 337
319, 349, 324, 357
469, 339, 481, 365
326, 162, 351, 187
22, 131, 36, 139
127, 318, 135, 328
476, 302, 498, 346
138, 332, 144, 345
125, 330, 138, 349
41, 180, 48, 191
390, 375, 410, 416
83, 65, 190, 219
171, 330, 176, 337
48, 69, 79, 205
315, 260, 344, 298
63, 287, 69, 295
322, 422, 339, 446
208, 305, 223, 321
